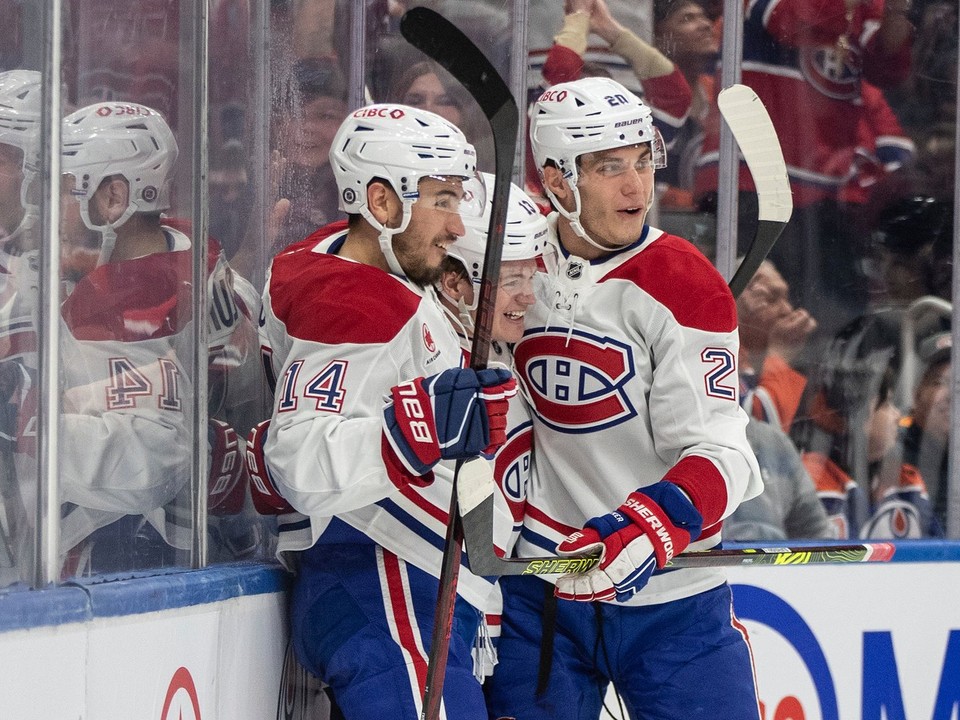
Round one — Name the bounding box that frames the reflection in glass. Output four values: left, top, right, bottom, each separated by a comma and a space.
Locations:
0, 69, 42, 587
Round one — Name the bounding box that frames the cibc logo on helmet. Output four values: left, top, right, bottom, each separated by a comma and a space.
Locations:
352, 107, 406, 119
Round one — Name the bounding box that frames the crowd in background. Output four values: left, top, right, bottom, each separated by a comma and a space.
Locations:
0, 0, 957, 588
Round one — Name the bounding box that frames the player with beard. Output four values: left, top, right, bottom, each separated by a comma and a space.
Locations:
247, 104, 517, 718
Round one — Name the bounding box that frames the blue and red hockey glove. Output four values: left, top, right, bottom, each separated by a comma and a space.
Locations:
245, 420, 295, 515
555, 481, 703, 602
208, 418, 248, 516
382, 367, 516, 487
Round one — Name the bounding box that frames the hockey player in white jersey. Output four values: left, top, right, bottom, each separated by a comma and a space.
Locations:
0, 70, 42, 583
57, 101, 259, 576
436, 172, 550, 574
485, 77, 764, 719
246, 104, 516, 719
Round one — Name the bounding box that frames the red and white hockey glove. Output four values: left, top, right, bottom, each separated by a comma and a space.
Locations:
382, 367, 516, 486
555, 482, 703, 603
245, 420, 295, 515
208, 418, 248, 516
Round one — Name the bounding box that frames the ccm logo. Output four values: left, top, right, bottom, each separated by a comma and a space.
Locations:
397, 382, 434, 444
353, 107, 406, 119
538, 89, 568, 103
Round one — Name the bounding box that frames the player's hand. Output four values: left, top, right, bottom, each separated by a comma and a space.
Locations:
554, 482, 702, 602
382, 367, 517, 482
245, 420, 296, 515
208, 418, 248, 515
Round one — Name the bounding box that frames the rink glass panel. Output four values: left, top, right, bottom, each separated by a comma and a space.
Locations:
0, 0, 958, 593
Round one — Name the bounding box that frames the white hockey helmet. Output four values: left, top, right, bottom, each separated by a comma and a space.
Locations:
329, 103, 483, 275
0, 69, 42, 239
449, 171, 549, 292
61, 102, 178, 263
529, 77, 665, 250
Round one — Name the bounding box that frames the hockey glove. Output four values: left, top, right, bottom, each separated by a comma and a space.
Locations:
382, 367, 516, 483
555, 482, 703, 603
245, 420, 295, 515
208, 418, 248, 516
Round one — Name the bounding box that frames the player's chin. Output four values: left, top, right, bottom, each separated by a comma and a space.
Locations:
494, 316, 525, 344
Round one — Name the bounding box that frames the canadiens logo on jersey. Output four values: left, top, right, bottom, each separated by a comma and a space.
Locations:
495, 422, 533, 514
799, 44, 861, 101
514, 328, 636, 433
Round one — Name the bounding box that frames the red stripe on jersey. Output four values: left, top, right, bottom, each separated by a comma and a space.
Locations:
601, 234, 737, 333
61, 251, 194, 341
665, 454, 729, 528
268, 223, 421, 345
398, 482, 448, 525
525, 502, 578, 536
381, 551, 429, 695
0, 328, 37, 358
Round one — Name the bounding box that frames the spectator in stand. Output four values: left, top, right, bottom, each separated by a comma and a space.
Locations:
792, 321, 902, 539
270, 56, 349, 255
869, 330, 951, 537
737, 259, 818, 432
526, 0, 655, 99
694, 0, 915, 342
726, 417, 835, 540
652, 0, 720, 209
385, 60, 495, 173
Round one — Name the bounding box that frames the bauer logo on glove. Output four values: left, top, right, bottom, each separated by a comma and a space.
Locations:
382, 366, 516, 484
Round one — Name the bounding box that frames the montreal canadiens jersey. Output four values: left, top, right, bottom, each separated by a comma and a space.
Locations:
694, 0, 912, 208
513, 216, 762, 606
260, 223, 501, 611
57, 226, 258, 557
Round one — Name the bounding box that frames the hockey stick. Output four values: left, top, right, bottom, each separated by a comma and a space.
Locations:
456, 461, 896, 575
399, 7, 518, 720
720, 84, 793, 298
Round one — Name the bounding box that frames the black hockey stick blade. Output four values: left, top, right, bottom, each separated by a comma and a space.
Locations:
457, 460, 895, 574
400, 6, 519, 365
400, 8, 518, 720
719, 84, 793, 298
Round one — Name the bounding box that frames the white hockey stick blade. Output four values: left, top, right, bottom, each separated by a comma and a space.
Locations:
718, 84, 792, 225
720, 84, 793, 297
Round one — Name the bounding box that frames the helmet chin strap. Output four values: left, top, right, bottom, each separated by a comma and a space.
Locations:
438, 283, 477, 336
544, 176, 655, 254
360, 203, 413, 277
543, 183, 621, 253
81, 200, 136, 267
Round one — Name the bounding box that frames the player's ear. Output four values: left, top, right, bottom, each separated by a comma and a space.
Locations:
439, 268, 470, 303
542, 165, 571, 203
91, 175, 130, 224
367, 180, 400, 227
